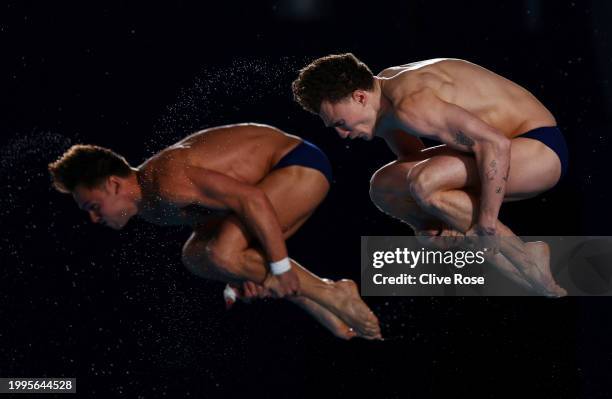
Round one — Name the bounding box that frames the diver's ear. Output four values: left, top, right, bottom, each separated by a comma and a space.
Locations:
352, 90, 367, 106
106, 175, 121, 195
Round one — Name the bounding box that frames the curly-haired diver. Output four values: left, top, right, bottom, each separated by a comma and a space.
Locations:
293, 54, 567, 296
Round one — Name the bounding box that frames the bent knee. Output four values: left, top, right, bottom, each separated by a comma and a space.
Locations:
370, 163, 414, 199
406, 166, 441, 208
369, 184, 419, 213
181, 242, 209, 276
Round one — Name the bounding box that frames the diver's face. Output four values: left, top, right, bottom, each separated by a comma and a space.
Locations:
73, 178, 133, 230
319, 90, 377, 141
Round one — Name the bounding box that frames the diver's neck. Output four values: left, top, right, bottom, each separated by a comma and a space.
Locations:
373, 78, 394, 139
374, 78, 393, 116
130, 168, 145, 215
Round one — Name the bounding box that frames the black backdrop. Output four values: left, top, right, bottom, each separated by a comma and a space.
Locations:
2, 1, 611, 397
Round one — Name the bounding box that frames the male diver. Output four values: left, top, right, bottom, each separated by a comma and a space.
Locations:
293, 54, 567, 296
49, 123, 382, 339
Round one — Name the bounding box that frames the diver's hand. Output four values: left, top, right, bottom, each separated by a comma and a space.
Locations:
242, 281, 272, 300
223, 281, 271, 310
264, 268, 300, 298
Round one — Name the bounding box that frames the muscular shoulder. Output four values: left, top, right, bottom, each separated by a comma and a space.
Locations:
381, 69, 446, 105
386, 85, 452, 138
392, 87, 444, 122
141, 149, 196, 203
203, 122, 284, 137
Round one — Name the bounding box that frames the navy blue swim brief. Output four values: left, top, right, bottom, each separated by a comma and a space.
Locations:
272, 140, 333, 184
518, 126, 569, 179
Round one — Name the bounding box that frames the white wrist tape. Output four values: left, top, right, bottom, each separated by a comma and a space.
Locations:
270, 257, 291, 275
223, 284, 237, 304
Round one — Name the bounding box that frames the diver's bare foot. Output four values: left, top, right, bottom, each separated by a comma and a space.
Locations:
525, 241, 567, 297
328, 279, 382, 340
498, 240, 559, 297
231, 281, 357, 340
291, 294, 357, 340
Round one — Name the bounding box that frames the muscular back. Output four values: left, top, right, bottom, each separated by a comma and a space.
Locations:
143, 123, 300, 185
136, 123, 300, 226
379, 59, 556, 137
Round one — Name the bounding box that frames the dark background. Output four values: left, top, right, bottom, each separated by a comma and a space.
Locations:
2, 1, 611, 397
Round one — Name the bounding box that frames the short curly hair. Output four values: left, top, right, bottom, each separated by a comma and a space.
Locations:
292, 53, 375, 114
48, 144, 132, 193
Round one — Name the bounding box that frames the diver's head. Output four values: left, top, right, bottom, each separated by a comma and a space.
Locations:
48, 144, 140, 230
292, 53, 380, 141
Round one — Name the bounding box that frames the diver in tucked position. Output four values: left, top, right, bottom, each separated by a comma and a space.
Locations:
293, 54, 568, 296
48, 123, 382, 339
